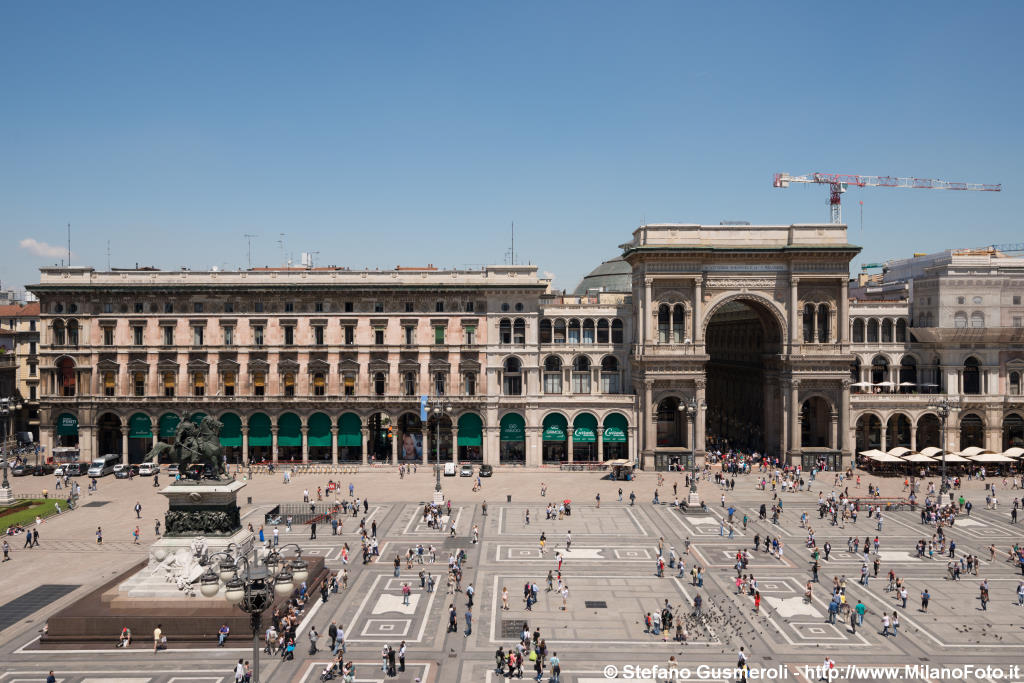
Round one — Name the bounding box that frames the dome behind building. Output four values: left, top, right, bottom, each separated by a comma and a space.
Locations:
573, 256, 633, 296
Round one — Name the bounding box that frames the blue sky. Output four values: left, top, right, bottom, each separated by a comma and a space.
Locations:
1, 2, 1019, 292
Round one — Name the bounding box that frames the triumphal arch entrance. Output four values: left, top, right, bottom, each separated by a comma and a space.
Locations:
623, 223, 860, 470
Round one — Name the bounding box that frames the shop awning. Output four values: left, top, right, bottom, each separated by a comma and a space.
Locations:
457, 413, 482, 447
56, 413, 78, 436
158, 413, 180, 438
542, 413, 567, 442
219, 413, 242, 448
500, 413, 525, 442
248, 413, 272, 447
128, 413, 152, 438
573, 413, 598, 443
308, 413, 332, 448
603, 413, 629, 443
278, 413, 301, 447
338, 413, 361, 447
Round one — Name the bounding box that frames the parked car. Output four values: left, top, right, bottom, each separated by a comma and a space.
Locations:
167, 463, 179, 477
114, 464, 140, 479
138, 462, 159, 476
459, 464, 474, 477
442, 462, 456, 476
479, 464, 493, 477
33, 463, 55, 476
11, 464, 32, 476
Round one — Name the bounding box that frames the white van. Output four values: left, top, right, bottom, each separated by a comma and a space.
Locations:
138, 462, 159, 476
87, 453, 120, 477
443, 462, 457, 476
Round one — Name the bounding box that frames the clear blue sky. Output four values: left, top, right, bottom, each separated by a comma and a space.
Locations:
2, 2, 1019, 292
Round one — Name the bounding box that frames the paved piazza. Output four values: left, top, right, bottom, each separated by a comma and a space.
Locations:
2, 469, 1024, 682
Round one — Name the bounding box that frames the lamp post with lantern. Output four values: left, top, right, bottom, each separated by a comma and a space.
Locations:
198, 543, 308, 683
429, 398, 451, 504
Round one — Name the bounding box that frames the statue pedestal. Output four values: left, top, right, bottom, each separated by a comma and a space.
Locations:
433, 490, 445, 505
0, 486, 13, 505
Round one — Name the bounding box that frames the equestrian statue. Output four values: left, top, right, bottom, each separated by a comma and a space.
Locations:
144, 412, 227, 479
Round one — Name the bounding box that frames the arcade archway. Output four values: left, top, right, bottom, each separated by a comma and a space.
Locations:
704, 298, 783, 455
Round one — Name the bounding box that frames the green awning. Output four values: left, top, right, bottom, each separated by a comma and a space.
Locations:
278, 413, 301, 447
158, 413, 180, 438
190, 412, 207, 428
338, 413, 362, 447
457, 413, 483, 447
248, 413, 272, 447
56, 413, 78, 436
603, 413, 629, 443
542, 413, 568, 442
308, 413, 332, 448
500, 413, 525, 442
573, 413, 598, 443
220, 413, 242, 448
128, 413, 152, 438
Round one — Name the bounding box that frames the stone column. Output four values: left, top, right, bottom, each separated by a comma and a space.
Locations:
789, 380, 801, 452
422, 429, 431, 467
121, 425, 129, 465
644, 380, 655, 453
330, 427, 339, 465
241, 426, 249, 465
360, 427, 369, 466
909, 421, 917, 452
693, 277, 703, 346
789, 277, 800, 353
644, 277, 653, 346
391, 427, 398, 465
597, 427, 604, 462
628, 426, 638, 464
840, 380, 851, 455
271, 426, 279, 464
880, 422, 888, 451
839, 280, 849, 344
830, 412, 838, 451
567, 429, 575, 463
695, 378, 707, 455
301, 426, 309, 463
451, 427, 459, 464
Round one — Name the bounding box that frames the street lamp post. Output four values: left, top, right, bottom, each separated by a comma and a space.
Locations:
429, 398, 451, 504
680, 398, 704, 507
200, 543, 308, 683
927, 397, 959, 497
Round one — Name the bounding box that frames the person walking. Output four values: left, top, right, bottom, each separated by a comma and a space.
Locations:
134, 501, 142, 519
96, 526, 103, 545
920, 588, 930, 612
153, 623, 164, 653
880, 612, 891, 637
1, 539, 9, 561
464, 606, 473, 636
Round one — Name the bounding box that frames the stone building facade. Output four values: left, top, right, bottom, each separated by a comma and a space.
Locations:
0, 302, 41, 445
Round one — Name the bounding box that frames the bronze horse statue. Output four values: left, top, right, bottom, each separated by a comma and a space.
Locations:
144, 414, 226, 478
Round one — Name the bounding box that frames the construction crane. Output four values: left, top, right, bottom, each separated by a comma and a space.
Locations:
773, 172, 1001, 224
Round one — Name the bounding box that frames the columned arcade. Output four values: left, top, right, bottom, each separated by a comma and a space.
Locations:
626, 223, 859, 470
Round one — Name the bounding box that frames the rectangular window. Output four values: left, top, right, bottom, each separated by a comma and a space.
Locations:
344, 376, 355, 396
284, 302, 294, 313
194, 302, 204, 313
344, 325, 354, 345
374, 302, 384, 313
283, 374, 295, 396
253, 325, 264, 346
103, 303, 113, 313
404, 326, 415, 345
29, 341, 37, 355
465, 301, 474, 313
435, 301, 444, 313
344, 301, 353, 312
164, 302, 174, 313
1015, 296, 1022, 306
254, 302, 264, 313
544, 373, 562, 394
134, 372, 145, 396
568, 327, 580, 344
1015, 317, 1023, 328
314, 325, 325, 345
104, 372, 115, 397
103, 328, 114, 346
133, 326, 144, 346
582, 326, 594, 344
163, 326, 174, 346
223, 372, 235, 396
375, 329, 385, 345
30, 386, 36, 400
405, 302, 414, 313
434, 326, 445, 345
572, 372, 591, 394
163, 373, 175, 397
29, 320, 36, 331
313, 373, 326, 396
404, 373, 416, 396
193, 327, 204, 346
315, 301, 324, 313
193, 372, 205, 397
134, 303, 144, 313
601, 373, 620, 394
284, 326, 294, 345
223, 327, 234, 345
29, 363, 36, 377
224, 302, 234, 313
253, 373, 265, 396
465, 373, 476, 396
465, 326, 476, 345
956, 296, 965, 305
434, 372, 446, 395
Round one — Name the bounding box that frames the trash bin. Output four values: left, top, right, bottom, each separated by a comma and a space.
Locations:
507, 495, 512, 503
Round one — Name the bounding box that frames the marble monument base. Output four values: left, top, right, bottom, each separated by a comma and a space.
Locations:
0, 486, 14, 505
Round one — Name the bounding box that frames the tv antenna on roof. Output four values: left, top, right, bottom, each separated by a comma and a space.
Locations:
277, 233, 287, 266
244, 234, 259, 269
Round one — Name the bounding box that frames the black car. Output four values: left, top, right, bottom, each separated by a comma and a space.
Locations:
33, 463, 55, 476
479, 464, 493, 477
114, 464, 140, 479
11, 464, 34, 476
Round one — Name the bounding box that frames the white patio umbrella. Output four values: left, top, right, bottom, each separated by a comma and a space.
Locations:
851, 381, 872, 388
875, 381, 894, 387
898, 381, 917, 387
919, 446, 944, 457
1001, 447, 1024, 459
938, 453, 970, 463
957, 446, 985, 457
903, 453, 936, 463
858, 449, 886, 458
888, 446, 912, 457
867, 453, 904, 463
968, 453, 1014, 463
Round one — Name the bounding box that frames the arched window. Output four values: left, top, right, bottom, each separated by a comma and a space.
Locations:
672, 304, 685, 343
582, 319, 595, 344
539, 319, 552, 344
503, 357, 522, 396
611, 319, 623, 344
404, 371, 416, 396
963, 357, 981, 395
1009, 371, 1021, 396
53, 320, 65, 346
572, 356, 591, 394
657, 304, 670, 343
374, 372, 386, 396
899, 356, 917, 391
852, 318, 864, 343
57, 357, 75, 396
513, 318, 526, 345
817, 304, 830, 343
597, 319, 609, 343
871, 355, 889, 388
553, 319, 566, 344
543, 356, 562, 394
881, 319, 893, 343
970, 311, 985, 328
803, 303, 815, 342
895, 319, 907, 342
954, 312, 968, 329
601, 356, 620, 394
567, 319, 581, 344
960, 413, 985, 448
867, 319, 879, 342
850, 358, 860, 385
499, 318, 512, 345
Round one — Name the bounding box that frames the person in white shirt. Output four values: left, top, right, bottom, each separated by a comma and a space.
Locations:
234, 659, 246, 682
